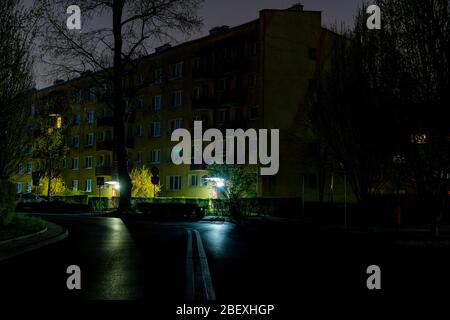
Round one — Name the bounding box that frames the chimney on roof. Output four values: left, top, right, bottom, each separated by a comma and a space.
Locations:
288, 3, 304, 11
209, 25, 230, 35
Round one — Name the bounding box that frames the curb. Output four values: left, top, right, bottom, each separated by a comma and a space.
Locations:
0, 226, 48, 246
0, 222, 68, 263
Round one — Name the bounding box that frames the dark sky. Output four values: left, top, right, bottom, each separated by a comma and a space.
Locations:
31, 0, 363, 88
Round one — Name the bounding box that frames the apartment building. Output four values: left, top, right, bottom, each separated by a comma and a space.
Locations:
14, 5, 340, 200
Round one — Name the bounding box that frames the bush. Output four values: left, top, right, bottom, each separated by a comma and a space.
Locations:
136, 202, 205, 220
0, 180, 16, 227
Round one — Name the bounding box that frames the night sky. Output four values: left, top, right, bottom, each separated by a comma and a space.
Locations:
29, 0, 363, 87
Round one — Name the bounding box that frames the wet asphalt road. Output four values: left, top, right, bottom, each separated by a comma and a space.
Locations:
1, 214, 450, 306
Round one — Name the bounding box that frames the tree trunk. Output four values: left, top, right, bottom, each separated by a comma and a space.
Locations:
47, 160, 52, 201
113, 0, 132, 212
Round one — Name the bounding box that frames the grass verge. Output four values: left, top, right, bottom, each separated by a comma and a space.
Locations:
0, 214, 47, 242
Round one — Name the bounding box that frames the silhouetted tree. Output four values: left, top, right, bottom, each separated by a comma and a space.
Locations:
38, 0, 203, 212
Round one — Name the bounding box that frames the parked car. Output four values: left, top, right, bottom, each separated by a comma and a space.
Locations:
16, 193, 47, 204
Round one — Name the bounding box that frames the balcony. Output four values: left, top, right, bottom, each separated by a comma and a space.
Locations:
126, 136, 135, 149
192, 67, 213, 80
218, 58, 247, 74
97, 116, 114, 127
218, 89, 246, 105
95, 166, 116, 177
192, 96, 216, 110
96, 139, 113, 151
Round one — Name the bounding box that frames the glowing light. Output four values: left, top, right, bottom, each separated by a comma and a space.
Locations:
206, 177, 225, 188
106, 181, 120, 190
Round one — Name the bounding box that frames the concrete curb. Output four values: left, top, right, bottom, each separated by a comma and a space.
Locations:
0, 222, 68, 262
0, 226, 48, 246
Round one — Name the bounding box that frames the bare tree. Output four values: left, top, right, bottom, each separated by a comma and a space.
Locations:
308, 9, 402, 226
377, 0, 450, 236
37, 0, 203, 211
0, 0, 36, 181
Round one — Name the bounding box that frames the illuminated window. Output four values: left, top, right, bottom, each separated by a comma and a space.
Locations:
56, 116, 62, 129
85, 179, 92, 192
411, 133, 427, 144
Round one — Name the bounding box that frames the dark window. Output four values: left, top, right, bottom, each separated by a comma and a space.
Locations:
308, 48, 317, 60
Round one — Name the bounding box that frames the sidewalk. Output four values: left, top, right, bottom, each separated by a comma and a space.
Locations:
0, 222, 68, 262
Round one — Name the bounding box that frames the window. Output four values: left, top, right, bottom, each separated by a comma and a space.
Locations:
86, 133, 94, 146
72, 158, 79, 170
98, 155, 105, 166
75, 91, 82, 104
74, 114, 81, 126
87, 111, 95, 124
73, 136, 80, 148
98, 131, 105, 142
150, 149, 161, 164
188, 175, 198, 187
217, 110, 227, 122
85, 179, 92, 192
134, 99, 143, 111
26, 162, 32, 174
218, 78, 228, 91
26, 182, 31, 193
249, 74, 258, 87
136, 151, 142, 163
61, 158, 67, 168
167, 176, 182, 191
137, 125, 144, 137
249, 42, 259, 56
200, 175, 209, 187
150, 122, 161, 137
17, 163, 23, 174
72, 180, 78, 191
17, 183, 22, 194
192, 57, 201, 70
170, 119, 182, 133
171, 91, 183, 107
170, 62, 184, 79
153, 68, 163, 84
152, 95, 162, 111
89, 87, 96, 101
250, 106, 259, 119
193, 87, 201, 99
308, 47, 317, 60
85, 156, 93, 169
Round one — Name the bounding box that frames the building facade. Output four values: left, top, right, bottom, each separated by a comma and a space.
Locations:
14, 6, 343, 201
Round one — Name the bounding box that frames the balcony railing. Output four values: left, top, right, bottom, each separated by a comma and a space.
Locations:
96, 139, 113, 151
192, 67, 213, 80
218, 89, 246, 105
192, 96, 216, 110
95, 166, 116, 177
126, 136, 135, 149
